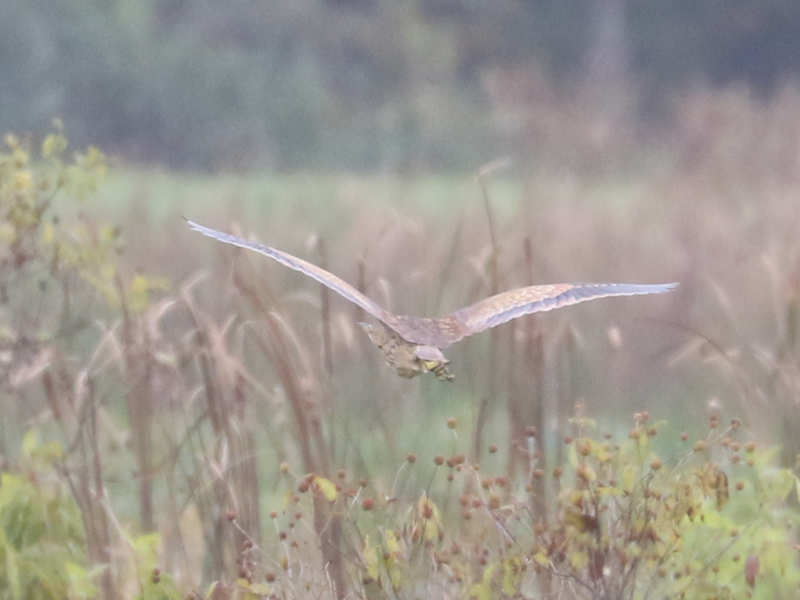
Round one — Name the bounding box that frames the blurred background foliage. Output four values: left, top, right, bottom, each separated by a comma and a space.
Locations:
3, 1, 800, 598
4, 0, 800, 170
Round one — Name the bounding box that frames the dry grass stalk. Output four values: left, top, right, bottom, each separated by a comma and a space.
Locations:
472, 162, 503, 462
232, 263, 346, 597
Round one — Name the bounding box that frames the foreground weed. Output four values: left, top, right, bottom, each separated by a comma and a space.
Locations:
222, 412, 800, 599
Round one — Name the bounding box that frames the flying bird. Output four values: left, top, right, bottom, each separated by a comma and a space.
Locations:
187, 220, 677, 381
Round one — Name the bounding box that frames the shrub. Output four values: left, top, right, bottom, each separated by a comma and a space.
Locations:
247, 413, 800, 599
0, 432, 92, 599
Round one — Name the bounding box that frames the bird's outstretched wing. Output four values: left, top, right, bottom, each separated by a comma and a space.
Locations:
186, 220, 390, 322
445, 282, 677, 345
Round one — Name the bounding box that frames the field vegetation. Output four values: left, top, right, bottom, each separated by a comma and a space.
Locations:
2, 83, 800, 599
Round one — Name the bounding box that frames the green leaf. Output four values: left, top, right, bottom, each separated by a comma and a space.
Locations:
567, 444, 578, 469
762, 469, 794, 503
416, 494, 443, 543
21, 429, 38, 458
568, 549, 588, 571
247, 583, 272, 595
132, 532, 162, 574
383, 529, 404, 589
621, 464, 638, 493
363, 535, 379, 581
2, 530, 21, 600
313, 476, 338, 502
32, 441, 64, 464
236, 578, 271, 598
66, 561, 99, 599
502, 557, 522, 595
469, 563, 496, 600
533, 551, 550, 567
41, 133, 68, 159
206, 582, 220, 599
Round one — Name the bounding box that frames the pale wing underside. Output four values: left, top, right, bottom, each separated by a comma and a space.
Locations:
187, 220, 389, 322
448, 282, 678, 342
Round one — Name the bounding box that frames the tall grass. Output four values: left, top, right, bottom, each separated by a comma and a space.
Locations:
2, 84, 800, 598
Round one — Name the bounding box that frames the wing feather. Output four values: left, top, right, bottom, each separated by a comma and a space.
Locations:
449, 282, 677, 340
186, 220, 389, 322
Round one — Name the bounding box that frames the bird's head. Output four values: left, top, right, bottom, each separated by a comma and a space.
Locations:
414, 345, 454, 382
358, 323, 454, 381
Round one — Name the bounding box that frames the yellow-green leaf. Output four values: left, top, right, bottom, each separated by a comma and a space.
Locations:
469, 563, 497, 600
533, 550, 551, 567
21, 429, 38, 458
568, 549, 589, 570
248, 583, 271, 595
384, 529, 400, 556
363, 535, 379, 581
416, 494, 443, 543
383, 529, 404, 589
1, 529, 21, 600
313, 476, 338, 502
502, 557, 522, 595
42, 133, 67, 158
762, 468, 794, 503
621, 464, 638, 492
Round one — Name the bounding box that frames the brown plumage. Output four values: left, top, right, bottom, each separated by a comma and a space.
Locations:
187, 220, 677, 380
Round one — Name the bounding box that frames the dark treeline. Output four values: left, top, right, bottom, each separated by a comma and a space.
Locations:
4, 0, 800, 170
